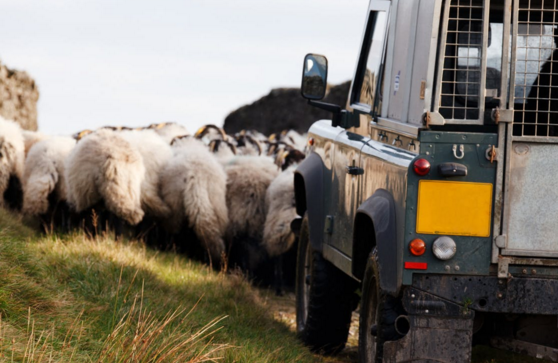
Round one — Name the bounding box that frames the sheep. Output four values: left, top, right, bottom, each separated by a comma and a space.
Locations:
22, 130, 48, 157
148, 122, 189, 144
119, 129, 172, 219
194, 124, 227, 143
234, 132, 264, 156
208, 139, 237, 163
117, 128, 173, 246
269, 129, 307, 150
224, 155, 279, 280
160, 136, 228, 264
262, 149, 306, 294
22, 136, 75, 231
65, 128, 145, 231
0, 116, 25, 211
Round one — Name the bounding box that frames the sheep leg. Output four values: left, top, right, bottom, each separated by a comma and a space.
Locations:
274, 255, 284, 296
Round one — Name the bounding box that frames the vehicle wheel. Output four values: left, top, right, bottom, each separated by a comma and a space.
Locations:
295, 214, 359, 355
359, 248, 405, 363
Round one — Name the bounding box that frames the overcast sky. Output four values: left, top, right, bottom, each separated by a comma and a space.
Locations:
0, 0, 367, 135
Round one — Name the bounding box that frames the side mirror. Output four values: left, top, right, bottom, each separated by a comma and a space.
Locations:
301, 54, 328, 100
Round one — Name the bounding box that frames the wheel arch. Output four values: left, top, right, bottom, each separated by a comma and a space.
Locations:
294, 152, 325, 252
352, 189, 401, 295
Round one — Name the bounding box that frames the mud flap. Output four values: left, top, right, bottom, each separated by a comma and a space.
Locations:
383, 288, 474, 363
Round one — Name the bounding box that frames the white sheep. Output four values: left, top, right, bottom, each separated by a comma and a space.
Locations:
119, 129, 172, 219
262, 165, 298, 258
65, 128, 145, 226
0, 116, 25, 210
22, 130, 48, 157
22, 136, 75, 218
149, 122, 189, 144
160, 136, 228, 263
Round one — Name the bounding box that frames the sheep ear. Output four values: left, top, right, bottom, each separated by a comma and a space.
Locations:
268, 133, 276, 141
156, 123, 166, 129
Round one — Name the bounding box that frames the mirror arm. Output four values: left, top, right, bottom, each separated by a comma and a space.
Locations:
308, 99, 342, 114
307, 100, 359, 129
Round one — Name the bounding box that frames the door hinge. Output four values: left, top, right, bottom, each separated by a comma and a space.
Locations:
494, 235, 507, 248
325, 215, 334, 235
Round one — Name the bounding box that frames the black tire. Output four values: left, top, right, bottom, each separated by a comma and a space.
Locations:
295, 214, 359, 355
359, 248, 405, 363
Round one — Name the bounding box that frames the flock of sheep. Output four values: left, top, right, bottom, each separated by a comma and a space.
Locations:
0, 116, 306, 292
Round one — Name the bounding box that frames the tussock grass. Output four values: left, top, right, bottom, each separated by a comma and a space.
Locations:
0, 209, 318, 362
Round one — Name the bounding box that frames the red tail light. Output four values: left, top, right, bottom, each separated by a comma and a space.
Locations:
413, 158, 431, 176
409, 238, 426, 256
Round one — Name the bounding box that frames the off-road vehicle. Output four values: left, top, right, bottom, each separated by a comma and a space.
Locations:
294, 0, 558, 361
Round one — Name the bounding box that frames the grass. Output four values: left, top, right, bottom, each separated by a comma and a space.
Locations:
0, 209, 319, 362
0, 208, 552, 363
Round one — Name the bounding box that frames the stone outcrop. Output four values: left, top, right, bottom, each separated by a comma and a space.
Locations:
0, 61, 39, 131
223, 81, 350, 135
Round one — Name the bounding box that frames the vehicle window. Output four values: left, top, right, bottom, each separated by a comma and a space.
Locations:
350, 10, 389, 116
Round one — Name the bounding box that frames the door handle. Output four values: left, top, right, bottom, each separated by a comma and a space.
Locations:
346, 166, 364, 175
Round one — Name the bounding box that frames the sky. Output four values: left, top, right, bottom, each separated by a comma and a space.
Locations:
0, 0, 368, 135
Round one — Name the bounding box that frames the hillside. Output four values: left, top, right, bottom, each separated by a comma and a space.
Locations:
0, 209, 321, 362
223, 82, 351, 135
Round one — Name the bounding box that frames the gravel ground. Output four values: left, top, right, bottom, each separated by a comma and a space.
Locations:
262, 290, 358, 363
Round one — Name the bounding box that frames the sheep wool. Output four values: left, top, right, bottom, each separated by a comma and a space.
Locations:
225, 156, 279, 240
22, 130, 49, 157
65, 129, 145, 225
161, 137, 228, 261
152, 123, 189, 144
0, 116, 25, 207
23, 136, 75, 216
119, 129, 172, 219
263, 166, 298, 257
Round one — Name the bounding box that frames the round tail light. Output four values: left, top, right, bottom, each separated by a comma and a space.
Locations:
432, 236, 457, 260
409, 238, 426, 256
413, 158, 431, 176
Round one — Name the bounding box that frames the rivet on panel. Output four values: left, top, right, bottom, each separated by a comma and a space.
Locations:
532, 269, 537, 274
411, 294, 416, 299
455, 266, 460, 271
445, 265, 451, 271
522, 269, 527, 274
497, 293, 503, 299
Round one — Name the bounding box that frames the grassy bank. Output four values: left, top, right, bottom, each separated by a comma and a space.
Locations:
0, 208, 551, 362
0, 209, 320, 362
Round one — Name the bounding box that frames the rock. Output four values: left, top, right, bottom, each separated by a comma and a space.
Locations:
223, 81, 350, 135
0, 60, 39, 131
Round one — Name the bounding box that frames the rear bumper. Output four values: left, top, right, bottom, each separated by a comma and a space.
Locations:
412, 274, 558, 315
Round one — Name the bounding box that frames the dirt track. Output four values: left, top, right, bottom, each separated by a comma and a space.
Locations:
262, 290, 358, 363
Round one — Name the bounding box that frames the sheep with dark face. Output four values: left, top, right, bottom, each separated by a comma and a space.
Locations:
160, 136, 228, 264
262, 149, 306, 294
224, 155, 279, 280
22, 136, 76, 231
0, 116, 25, 211
65, 128, 145, 230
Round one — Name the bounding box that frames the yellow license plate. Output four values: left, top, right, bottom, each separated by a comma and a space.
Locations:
416, 180, 493, 237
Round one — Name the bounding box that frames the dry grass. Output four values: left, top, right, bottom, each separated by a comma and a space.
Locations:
0, 209, 317, 362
